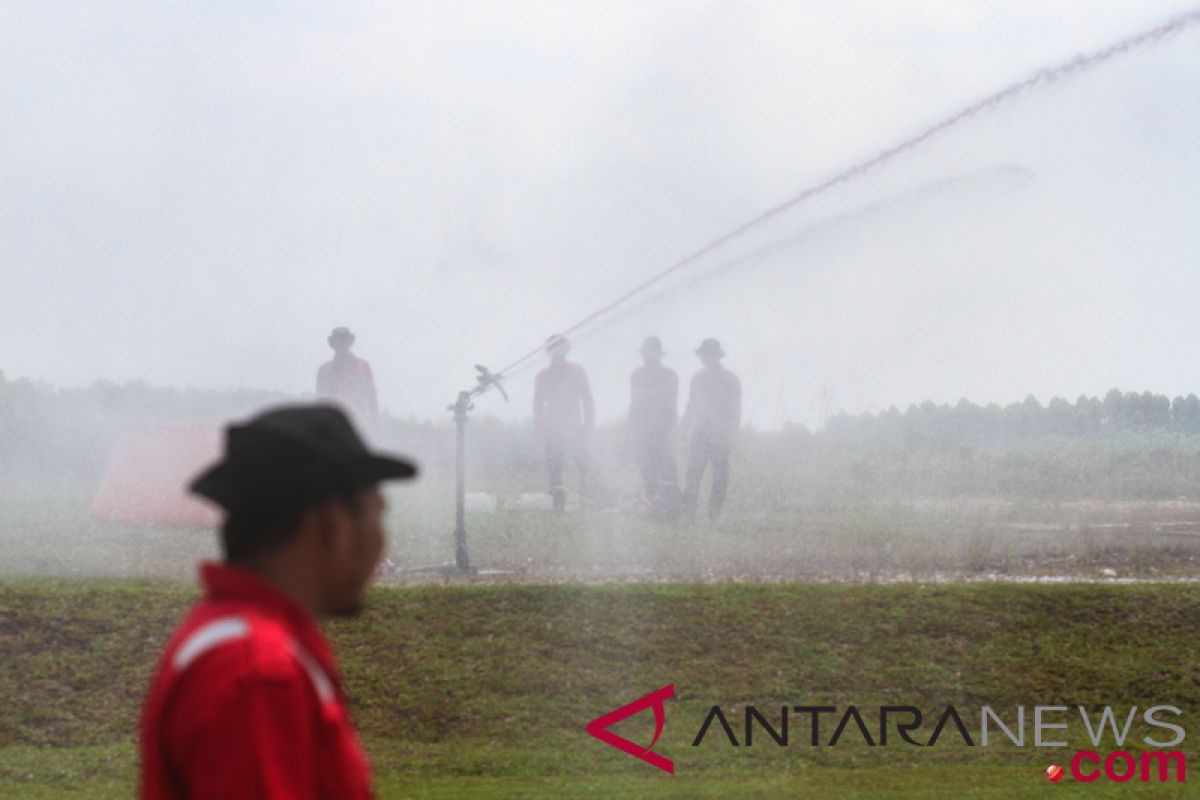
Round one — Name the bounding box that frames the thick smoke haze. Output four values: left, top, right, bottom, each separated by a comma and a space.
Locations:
2, 1, 1198, 429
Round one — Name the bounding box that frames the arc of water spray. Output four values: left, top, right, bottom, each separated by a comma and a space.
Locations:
479, 7, 1200, 394
493, 164, 1034, 388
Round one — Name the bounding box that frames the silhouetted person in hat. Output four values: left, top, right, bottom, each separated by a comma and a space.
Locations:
628, 336, 679, 514
681, 338, 741, 522
140, 404, 417, 800
533, 335, 594, 511
317, 327, 379, 430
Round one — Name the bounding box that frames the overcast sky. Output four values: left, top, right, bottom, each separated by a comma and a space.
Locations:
2, 1, 1198, 428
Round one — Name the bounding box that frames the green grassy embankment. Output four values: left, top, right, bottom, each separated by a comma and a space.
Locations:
2, 581, 1198, 798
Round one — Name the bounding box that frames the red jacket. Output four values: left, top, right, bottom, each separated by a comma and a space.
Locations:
139, 562, 373, 799
533, 361, 594, 435
683, 365, 741, 438
316, 353, 379, 425
629, 363, 678, 434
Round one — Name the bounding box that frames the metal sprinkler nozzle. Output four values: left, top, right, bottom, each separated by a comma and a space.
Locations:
474, 364, 508, 401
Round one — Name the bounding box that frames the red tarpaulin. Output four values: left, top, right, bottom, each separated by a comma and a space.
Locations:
90, 419, 224, 529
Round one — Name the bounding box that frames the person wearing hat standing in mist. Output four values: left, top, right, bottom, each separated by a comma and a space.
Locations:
139, 404, 418, 799
628, 336, 679, 513
317, 327, 379, 430
533, 334, 594, 512
681, 338, 741, 522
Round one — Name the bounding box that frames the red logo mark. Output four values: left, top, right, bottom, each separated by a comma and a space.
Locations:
586, 684, 675, 774
1047, 764, 1064, 782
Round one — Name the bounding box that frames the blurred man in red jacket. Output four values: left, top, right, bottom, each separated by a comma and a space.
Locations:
140, 404, 417, 799
317, 327, 379, 431
533, 335, 594, 512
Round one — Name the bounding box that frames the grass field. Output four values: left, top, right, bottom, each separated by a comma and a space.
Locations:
6, 477, 1200, 583
2, 580, 1198, 797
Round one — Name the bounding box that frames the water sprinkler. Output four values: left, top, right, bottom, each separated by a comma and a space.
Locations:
449, 365, 511, 572
394, 363, 509, 577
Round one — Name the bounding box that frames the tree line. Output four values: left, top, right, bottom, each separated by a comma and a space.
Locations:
822, 389, 1200, 447
4, 373, 1199, 480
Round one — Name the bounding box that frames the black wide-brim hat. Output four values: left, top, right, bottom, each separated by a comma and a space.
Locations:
640, 336, 664, 355
695, 338, 725, 358
190, 404, 417, 515
328, 326, 356, 347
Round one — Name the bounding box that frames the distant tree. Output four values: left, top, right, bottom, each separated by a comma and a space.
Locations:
782, 421, 812, 439
1121, 390, 1149, 430
815, 387, 1191, 449
1076, 394, 1103, 435
1047, 396, 1073, 435
1103, 388, 1125, 430
953, 397, 981, 440
1001, 395, 1043, 438
1145, 391, 1171, 429
1172, 394, 1200, 433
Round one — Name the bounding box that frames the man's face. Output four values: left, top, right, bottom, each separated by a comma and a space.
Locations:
700, 353, 721, 369
641, 351, 661, 367
321, 486, 387, 616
